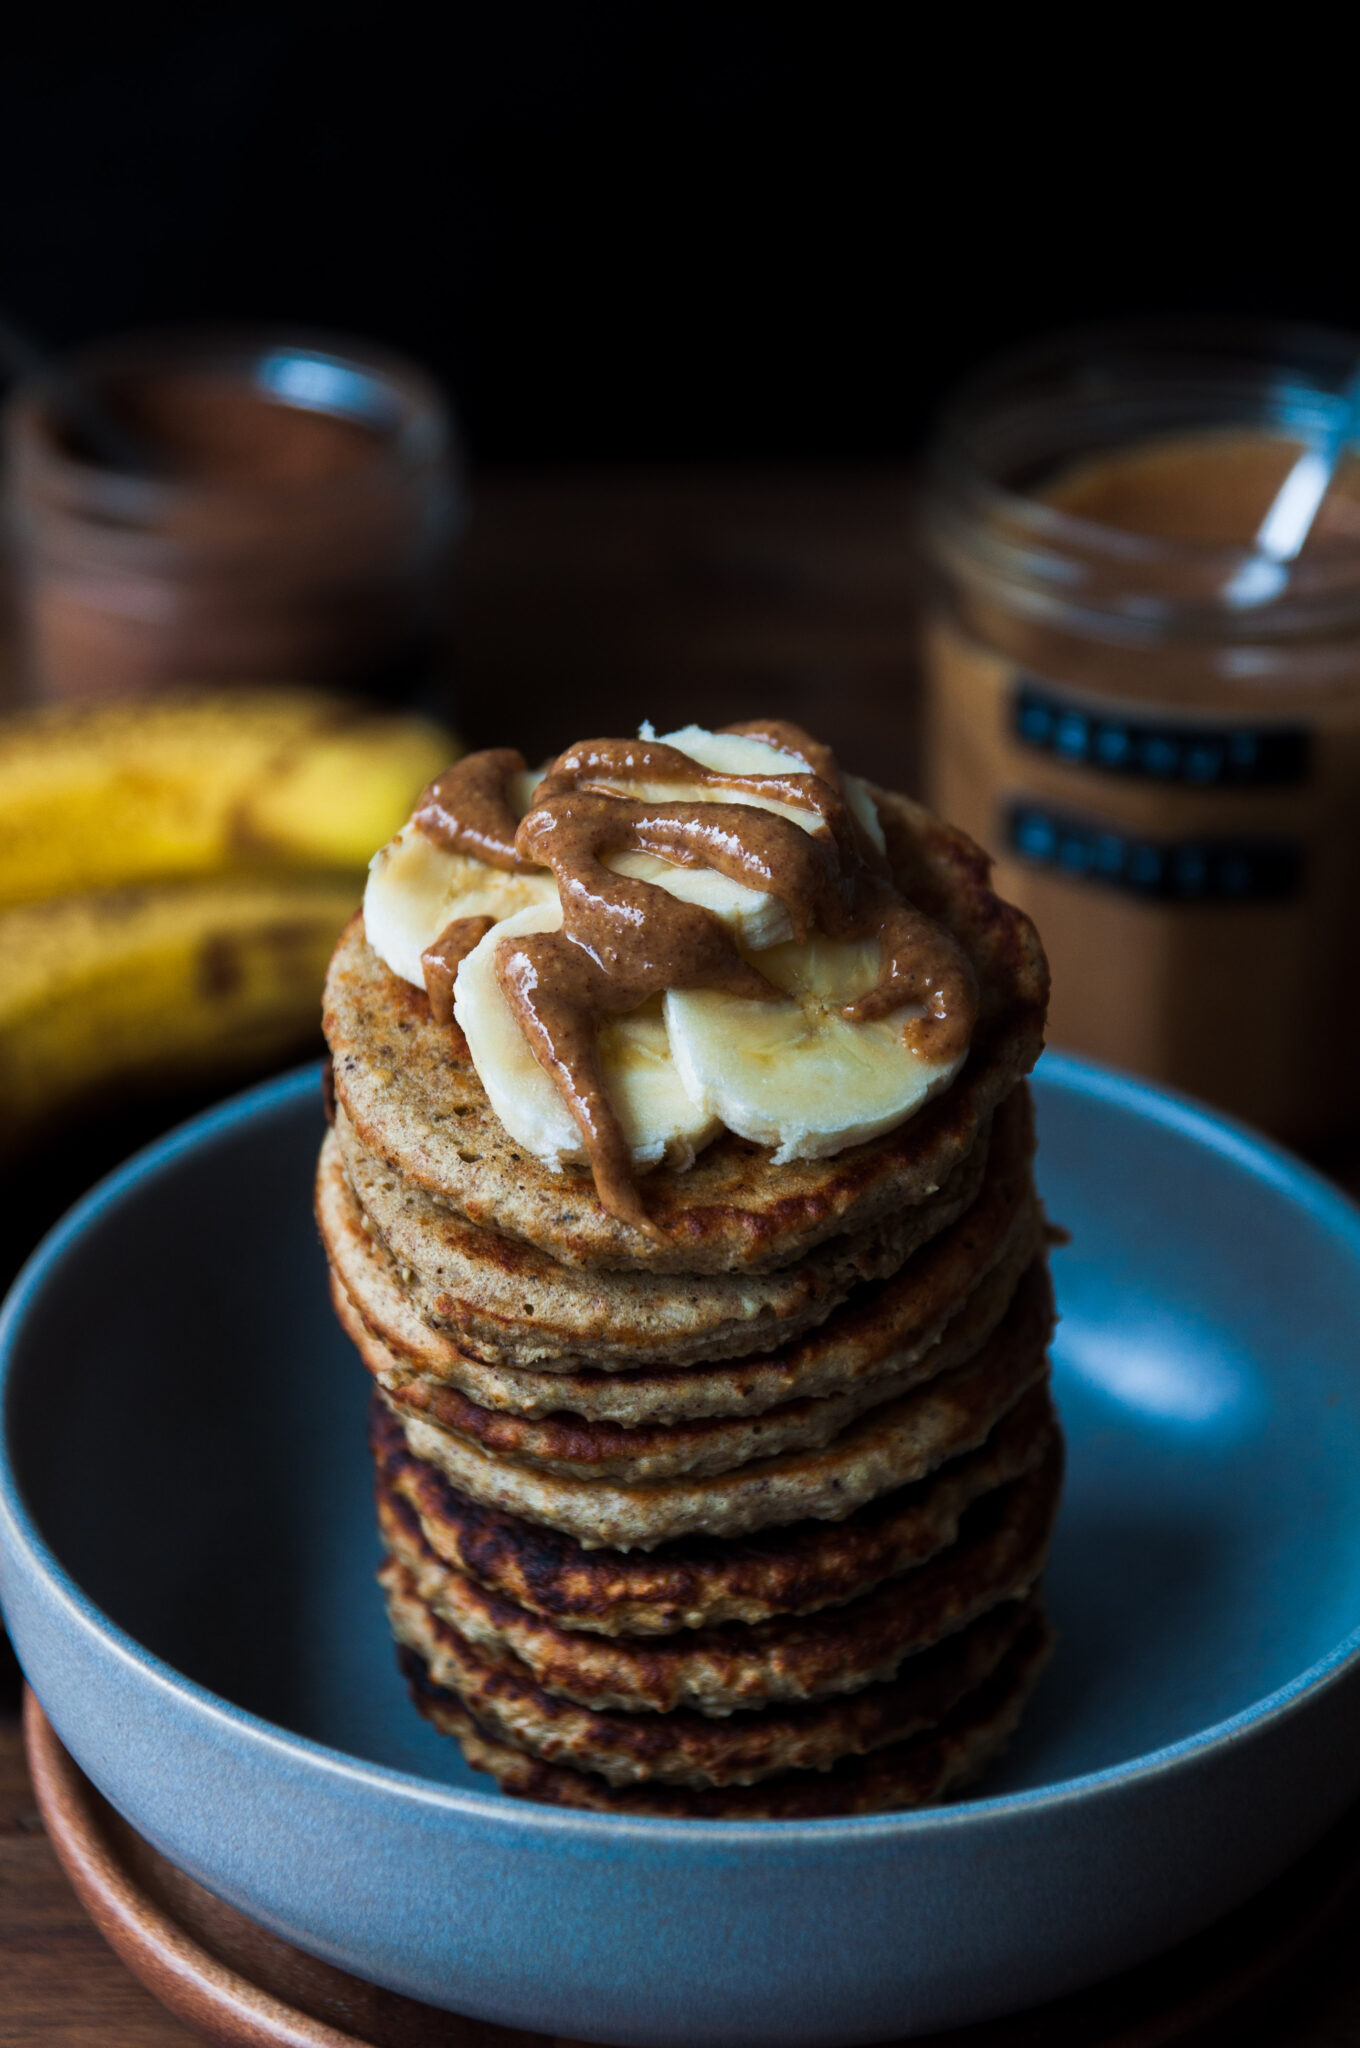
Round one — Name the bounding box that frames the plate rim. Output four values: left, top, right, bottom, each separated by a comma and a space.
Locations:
4, 1050, 1360, 1850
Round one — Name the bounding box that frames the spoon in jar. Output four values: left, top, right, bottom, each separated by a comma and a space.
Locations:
1225, 364, 1360, 607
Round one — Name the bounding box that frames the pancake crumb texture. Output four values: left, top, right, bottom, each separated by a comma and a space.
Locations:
318, 738, 1060, 1816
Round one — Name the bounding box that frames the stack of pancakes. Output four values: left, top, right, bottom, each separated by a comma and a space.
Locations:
319, 784, 1060, 1817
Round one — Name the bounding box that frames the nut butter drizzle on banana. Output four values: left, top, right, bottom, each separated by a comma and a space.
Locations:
415, 747, 531, 871
419, 916, 494, 1025
415, 724, 978, 1233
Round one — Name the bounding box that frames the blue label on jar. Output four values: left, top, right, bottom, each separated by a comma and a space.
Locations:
1013, 681, 1310, 787
1008, 801, 1301, 902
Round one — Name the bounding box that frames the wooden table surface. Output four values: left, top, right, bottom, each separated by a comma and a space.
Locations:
3, 467, 1360, 2043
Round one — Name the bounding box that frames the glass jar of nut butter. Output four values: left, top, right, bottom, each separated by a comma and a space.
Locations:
920, 321, 1360, 1145
3, 327, 463, 707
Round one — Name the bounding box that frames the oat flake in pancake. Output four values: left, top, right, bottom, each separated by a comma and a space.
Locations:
381, 1561, 1040, 1787
398, 1610, 1054, 1817
326, 1092, 994, 1370
382, 1264, 1054, 1550
321, 1084, 1036, 1413
377, 1445, 1061, 1716
368, 1384, 1057, 1635
360, 1223, 1042, 1485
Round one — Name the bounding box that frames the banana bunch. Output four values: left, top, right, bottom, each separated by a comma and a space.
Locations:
365, 725, 963, 1172
0, 690, 455, 1153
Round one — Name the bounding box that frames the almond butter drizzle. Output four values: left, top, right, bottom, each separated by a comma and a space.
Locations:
414, 725, 977, 1232
420, 916, 495, 1025
415, 747, 530, 870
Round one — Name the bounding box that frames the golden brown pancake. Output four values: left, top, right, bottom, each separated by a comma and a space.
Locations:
398, 1609, 1053, 1816
352, 1215, 1040, 1483
323, 1085, 1038, 1418
382, 1562, 1039, 1787
384, 1262, 1054, 1549
326, 1095, 993, 1371
378, 1442, 1060, 1715
323, 785, 1048, 1275
370, 1383, 1057, 1635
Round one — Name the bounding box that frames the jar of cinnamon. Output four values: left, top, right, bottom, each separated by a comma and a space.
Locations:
919, 320, 1360, 1143
3, 326, 463, 706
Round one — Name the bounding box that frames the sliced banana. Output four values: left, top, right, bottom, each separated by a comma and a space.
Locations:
453, 903, 722, 1172
842, 773, 887, 857
369, 732, 885, 988
586, 725, 873, 951
363, 822, 557, 987
603, 850, 793, 950
369, 733, 917, 1170
598, 725, 803, 948
656, 725, 888, 858
656, 722, 812, 784
587, 728, 884, 945
583, 724, 823, 838
665, 934, 964, 1163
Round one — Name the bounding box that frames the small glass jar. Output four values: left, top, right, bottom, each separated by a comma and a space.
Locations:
3, 326, 464, 706
919, 320, 1360, 1144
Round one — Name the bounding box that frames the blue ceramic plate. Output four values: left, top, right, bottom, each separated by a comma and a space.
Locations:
3, 1053, 1360, 2047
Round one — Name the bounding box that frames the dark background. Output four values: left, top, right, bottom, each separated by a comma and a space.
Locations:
1, 6, 1353, 469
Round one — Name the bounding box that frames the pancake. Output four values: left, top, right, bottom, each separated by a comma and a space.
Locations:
324, 1085, 1038, 1417
324, 785, 1048, 1275
359, 1217, 1040, 1483
370, 1382, 1057, 1634
327, 1094, 993, 1371
385, 1261, 1054, 1549
381, 1561, 1038, 1787
399, 1609, 1053, 1816
377, 1443, 1061, 1715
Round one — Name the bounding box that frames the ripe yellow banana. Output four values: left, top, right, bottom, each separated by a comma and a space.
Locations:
0, 879, 357, 1150
0, 690, 455, 908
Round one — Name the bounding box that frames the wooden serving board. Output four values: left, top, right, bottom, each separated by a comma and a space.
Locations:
23, 1690, 1360, 2048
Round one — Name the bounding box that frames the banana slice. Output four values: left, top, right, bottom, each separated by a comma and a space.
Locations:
603, 850, 793, 950
589, 728, 885, 948
582, 727, 825, 951
665, 934, 964, 1163
453, 904, 722, 1172
593, 724, 823, 836
602, 727, 814, 948
654, 725, 888, 858
367, 732, 886, 987
842, 773, 887, 857
363, 823, 557, 987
